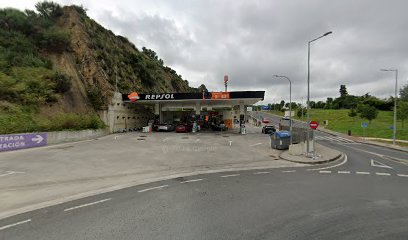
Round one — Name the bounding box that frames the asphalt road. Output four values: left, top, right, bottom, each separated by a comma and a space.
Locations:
1, 113, 407, 239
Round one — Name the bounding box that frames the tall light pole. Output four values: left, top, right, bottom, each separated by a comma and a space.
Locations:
306, 31, 333, 155
380, 68, 398, 145
274, 75, 292, 145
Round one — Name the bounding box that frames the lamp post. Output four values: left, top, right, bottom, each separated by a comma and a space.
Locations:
273, 75, 292, 145
306, 31, 333, 155
380, 68, 398, 145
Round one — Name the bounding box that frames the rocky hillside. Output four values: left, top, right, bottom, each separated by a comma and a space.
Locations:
0, 2, 199, 134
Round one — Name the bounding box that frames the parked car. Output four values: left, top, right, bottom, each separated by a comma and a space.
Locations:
211, 123, 227, 131
176, 124, 192, 133
262, 118, 271, 123
157, 123, 175, 132
262, 125, 276, 134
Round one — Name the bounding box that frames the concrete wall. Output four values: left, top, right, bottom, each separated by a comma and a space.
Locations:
98, 92, 154, 133
47, 128, 110, 145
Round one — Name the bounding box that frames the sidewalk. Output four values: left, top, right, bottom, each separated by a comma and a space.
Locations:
279, 143, 343, 164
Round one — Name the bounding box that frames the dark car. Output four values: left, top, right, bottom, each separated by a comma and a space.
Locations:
262, 125, 276, 134
176, 124, 192, 133
211, 123, 227, 131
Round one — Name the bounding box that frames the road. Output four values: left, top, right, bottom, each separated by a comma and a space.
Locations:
1, 113, 407, 239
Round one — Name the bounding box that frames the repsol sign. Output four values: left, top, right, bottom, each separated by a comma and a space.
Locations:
144, 94, 175, 100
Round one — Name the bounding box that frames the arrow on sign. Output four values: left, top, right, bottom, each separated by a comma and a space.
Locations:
31, 135, 44, 144
371, 159, 393, 169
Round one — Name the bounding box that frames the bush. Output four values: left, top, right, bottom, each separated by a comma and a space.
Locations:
87, 86, 104, 110
38, 27, 70, 52
53, 72, 71, 93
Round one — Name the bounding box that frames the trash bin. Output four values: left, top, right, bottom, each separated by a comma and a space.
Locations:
270, 130, 291, 150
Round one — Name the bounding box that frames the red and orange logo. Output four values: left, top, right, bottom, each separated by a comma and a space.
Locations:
128, 92, 139, 102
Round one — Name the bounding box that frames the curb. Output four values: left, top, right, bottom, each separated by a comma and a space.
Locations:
279, 151, 343, 165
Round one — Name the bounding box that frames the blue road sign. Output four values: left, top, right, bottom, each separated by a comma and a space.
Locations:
261, 106, 270, 110
0, 133, 47, 152
361, 122, 368, 128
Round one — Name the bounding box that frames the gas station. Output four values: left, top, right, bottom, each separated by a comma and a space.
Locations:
122, 91, 265, 133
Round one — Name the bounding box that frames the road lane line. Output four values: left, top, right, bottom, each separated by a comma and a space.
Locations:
356, 171, 370, 175
308, 154, 348, 171
338, 171, 350, 174
282, 170, 296, 173
138, 185, 169, 193
253, 171, 270, 174
371, 159, 393, 169
250, 143, 263, 147
180, 178, 204, 183
375, 172, 391, 176
162, 138, 169, 142
220, 174, 240, 178
319, 170, 331, 174
0, 171, 25, 177
0, 219, 31, 231
64, 198, 111, 212
397, 174, 408, 178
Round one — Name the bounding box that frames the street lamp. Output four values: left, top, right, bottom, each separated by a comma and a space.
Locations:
380, 68, 398, 145
273, 75, 292, 145
306, 31, 333, 155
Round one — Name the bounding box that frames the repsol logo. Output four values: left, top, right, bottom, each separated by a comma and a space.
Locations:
145, 94, 175, 100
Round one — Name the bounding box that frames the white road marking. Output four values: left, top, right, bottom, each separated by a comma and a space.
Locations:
282, 170, 296, 173
375, 172, 391, 176
162, 137, 169, 142
250, 143, 263, 147
180, 178, 204, 183
195, 139, 200, 142
220, 174, 240, 178
0, 171, 25, 177
319, 170, 331, 174
308, 154, 348, 171
0, 219, 31, 231
356, 171, 370, 175
371, 159, 393, 169
138, 185, 169, 193
64, 198, 111, 212
397, 174, 408, 177
253, 171, 270, 174
338, 171, 350, 174
229, 141, 232, 146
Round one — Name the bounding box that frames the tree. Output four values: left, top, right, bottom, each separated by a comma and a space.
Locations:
348, 108, 357, 118
400, 83, 408, 102
359, 104, 378, 123
339, 85, 348, 97
297, 108, 306, 118
397, 101, 408, 128
35, 1, 63, 19
197, 84, 208, 93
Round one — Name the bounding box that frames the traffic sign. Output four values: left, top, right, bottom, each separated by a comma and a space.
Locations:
0, 133, 47, 152
309, 121, 319, 129
361, 122, 368, 128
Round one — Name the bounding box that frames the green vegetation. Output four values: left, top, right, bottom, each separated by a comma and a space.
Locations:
294, 109, 408, 140
0, 102, 104, 134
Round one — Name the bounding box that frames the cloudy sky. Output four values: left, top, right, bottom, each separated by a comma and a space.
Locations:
2, 0, 408, 104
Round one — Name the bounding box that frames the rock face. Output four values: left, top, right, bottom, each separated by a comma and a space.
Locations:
46, 6, 194, 113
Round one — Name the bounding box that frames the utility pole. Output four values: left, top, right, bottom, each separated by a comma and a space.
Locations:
380, 68, 398, 145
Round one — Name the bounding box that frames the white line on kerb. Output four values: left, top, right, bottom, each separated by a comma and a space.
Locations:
0, 219, 31, 231
376, 172, 391, 176
220, 174, 240, 178
356, 172, 370, 175
138, 185, 169, 193
397, 174, 408, 177
319, 170, 331, 174
253, 171, 270, 174
307, 154, 348, 171
338, 171, 350, 174
64, 198, 111, 212
282, 170, 296, 173
180, 179, 203, 183
250, 143, 263, 147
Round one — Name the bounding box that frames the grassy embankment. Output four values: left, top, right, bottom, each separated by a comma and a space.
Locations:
267, 109, 408, 141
